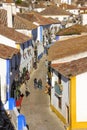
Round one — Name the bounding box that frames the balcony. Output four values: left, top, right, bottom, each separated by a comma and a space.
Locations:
55, 83, 63, 97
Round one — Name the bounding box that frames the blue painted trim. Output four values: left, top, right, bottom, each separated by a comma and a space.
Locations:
18, 114, 26, 130
8, 98, 16, 110
56, 35, 59, 41
40, 26, 43, 42
6, 59, 10, 100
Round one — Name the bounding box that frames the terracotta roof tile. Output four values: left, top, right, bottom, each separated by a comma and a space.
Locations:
17, 11, 59, 26
48, 35, 87, 61
13, 15, 37, 30
56, 24, 87, 35
40, 5, 71, 15
0, 24, 32, 44
51, 57, 87, 78
0, 9, 7, 26
59, 3, 78, 10
5, 0, 14, 3
0, 43, 19, 59
34, 2, 46, 8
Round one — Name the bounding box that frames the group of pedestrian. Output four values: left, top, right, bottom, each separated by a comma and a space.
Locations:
34, 78, 43, 89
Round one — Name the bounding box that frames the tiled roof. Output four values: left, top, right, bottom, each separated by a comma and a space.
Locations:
0, 9, 7, 26
13, 15, 37, 30
0, 43, 19, 59
56, 24, 87, 35
0, 24, 32, 44
17, 11, 60, 26
5, 0, 14, 3
48, 35, 87, 61
59, 3, 78, 10
34, 1, 46, 8
40, 5, 71, 15
78, 6, 87, 10
51, 57, 87, 78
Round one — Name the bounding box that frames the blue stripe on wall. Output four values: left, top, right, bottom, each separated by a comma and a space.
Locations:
6, 59, 10, 100
40, 26, 43, 42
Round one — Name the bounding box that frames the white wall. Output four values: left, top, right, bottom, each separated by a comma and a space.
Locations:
81, 14, 87, 25
43, 15, 69, 22
76, 72, 87, 121
52, 51, 87, 64
61, 0, 71, 4
0, 58, 7, 104
34, 8, 45, 12
20, 43, 34, 73
51, 70, 69, 118
16, 29, 32, 37
0, 35, 16, 48
67, 9, 79, 15
37, 26, 40, 41
2, 3, 16, 27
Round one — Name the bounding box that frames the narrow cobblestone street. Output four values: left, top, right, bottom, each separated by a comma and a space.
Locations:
20, 55, 65, 130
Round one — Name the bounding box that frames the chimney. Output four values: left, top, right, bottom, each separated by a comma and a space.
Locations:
2, 2, 16, 28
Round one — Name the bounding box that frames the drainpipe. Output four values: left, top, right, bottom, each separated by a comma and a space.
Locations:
66, 78, 71, 130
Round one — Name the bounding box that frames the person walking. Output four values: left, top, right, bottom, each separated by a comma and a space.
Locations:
38, 78, 42, 89
34, 78, 38, 88
25, 81, 30, 97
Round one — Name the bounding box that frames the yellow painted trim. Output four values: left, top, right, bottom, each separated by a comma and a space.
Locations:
16, 44, 20, 49
70, 77, 87, 129
50, 104, 66, 124
70, 76, 76, 129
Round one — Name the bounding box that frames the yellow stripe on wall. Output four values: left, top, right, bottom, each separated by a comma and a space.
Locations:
50, 104, 66, 124
70, 76, 76, 129
16, 44, 20, 49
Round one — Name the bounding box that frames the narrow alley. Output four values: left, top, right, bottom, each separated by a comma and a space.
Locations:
20, 55, 65, 130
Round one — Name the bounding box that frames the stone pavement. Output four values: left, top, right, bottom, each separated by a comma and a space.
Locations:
20, 55, 65, 130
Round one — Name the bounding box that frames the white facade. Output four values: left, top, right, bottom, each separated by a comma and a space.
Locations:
0, 35, 16, 48
2, 3, 16, 28
81, 14, 87, 25
20, 42, 34, 73
34, 8, 45, 12
0, 58, 7, 104
51, 70, 69, 119
16, 29, 32, 37
76, 72, 87, 121
43, 15, 69, 22
61, 0, 71, 4
0, 35, 34, 73
0, 55, 19, 105
52, 51, 87, 64
66, 9, 79, 15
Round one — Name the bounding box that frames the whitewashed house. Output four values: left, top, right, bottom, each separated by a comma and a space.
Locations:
48, 34, 87, 130
40, 5, 71, 26
0, 44, 19, 105
17, 11, 59, 59
55, 24, 87, 41
61, 0, 71, 5
59, 3, 80, 15
33, 2, 46, 12
0, 24, 32, 74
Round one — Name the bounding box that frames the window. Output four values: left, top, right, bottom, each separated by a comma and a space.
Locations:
55, 73, 63, 97
15, 56, 18, 70
58, 97, 62, 109
58, 73, 61, 84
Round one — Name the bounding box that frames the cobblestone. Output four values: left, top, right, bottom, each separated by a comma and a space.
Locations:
20, 55, 65, 130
